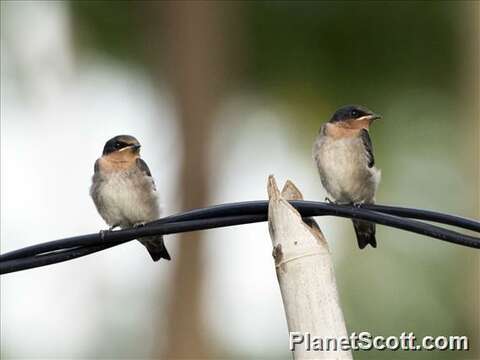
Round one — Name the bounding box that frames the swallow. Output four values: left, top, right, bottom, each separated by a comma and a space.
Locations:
90, 135, 171, 261
313, 105, 382, 249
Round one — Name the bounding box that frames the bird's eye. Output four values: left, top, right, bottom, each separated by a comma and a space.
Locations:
351, 110, 358, 117
115, 142, 122, 149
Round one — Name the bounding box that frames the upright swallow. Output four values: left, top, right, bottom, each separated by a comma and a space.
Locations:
90, 135, 171, 261
313, 105, 382, 249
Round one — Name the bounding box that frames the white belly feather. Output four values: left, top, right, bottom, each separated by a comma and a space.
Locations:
94, 171, 159, 228
313, 134, 380, 204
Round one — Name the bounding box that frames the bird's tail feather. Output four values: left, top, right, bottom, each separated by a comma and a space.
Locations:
139, 236, 171, 261
352, 219, 377, 249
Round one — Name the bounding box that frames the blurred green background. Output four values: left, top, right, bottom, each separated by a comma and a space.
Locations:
1, 1, 478, 359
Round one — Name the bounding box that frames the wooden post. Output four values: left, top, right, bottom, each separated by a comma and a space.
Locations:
267, 175, 352, 359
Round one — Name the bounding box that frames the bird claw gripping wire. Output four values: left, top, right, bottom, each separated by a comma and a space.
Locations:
99, 224, 120, 240
99, 229, 109, 240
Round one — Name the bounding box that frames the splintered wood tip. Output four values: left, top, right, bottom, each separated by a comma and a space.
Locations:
281, 180, 303, 201
267, 175, 280, 200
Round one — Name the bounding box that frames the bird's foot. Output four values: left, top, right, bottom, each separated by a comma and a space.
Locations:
324, 197, 336, 204
352, 202, 364, 208
134, 222, 147, 228
100, 224, 120, 240
99, 229, 109, 240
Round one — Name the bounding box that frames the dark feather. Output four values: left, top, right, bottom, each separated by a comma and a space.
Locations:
352, 219, 377, 249
136, 158, 152, 177
140, 236, 171, 261
136, 158, 156, 191
360, 128, 375, 168
94, 159, 100, 173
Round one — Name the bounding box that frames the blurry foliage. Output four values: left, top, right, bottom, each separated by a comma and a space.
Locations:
245, 2, 458, 96
71, 1, 460, 103
71, 1, 145, 64
70, 0, 465, 148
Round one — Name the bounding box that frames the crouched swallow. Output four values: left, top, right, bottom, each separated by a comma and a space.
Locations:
313, 105, 382, 249
90, 135, 171, 261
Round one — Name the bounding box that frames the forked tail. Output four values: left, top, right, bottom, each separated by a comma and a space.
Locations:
140, 236, 171, 261
352, 219, 377, 249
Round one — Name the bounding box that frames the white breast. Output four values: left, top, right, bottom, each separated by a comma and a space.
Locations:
313, 134, 380, 204
97, 170, 159, 227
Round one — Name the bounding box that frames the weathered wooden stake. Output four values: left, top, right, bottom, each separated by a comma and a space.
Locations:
267, 175, 352, 359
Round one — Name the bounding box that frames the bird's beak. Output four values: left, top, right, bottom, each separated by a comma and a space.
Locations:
367, 113, 382, 121
356, 113, 382, 122
119, 144, 141, 152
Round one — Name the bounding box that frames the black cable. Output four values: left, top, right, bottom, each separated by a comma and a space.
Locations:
0, 215, 267, 274
2, 201, 477, 261
155, 201, 480, 232
2, 202, 480, 259
3, 200, 477, 262
359, 203, 480, 232
1, 201, 479, 275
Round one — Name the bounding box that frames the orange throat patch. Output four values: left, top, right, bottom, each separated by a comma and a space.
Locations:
326, 119, 370, 139
100, 151, 139, 172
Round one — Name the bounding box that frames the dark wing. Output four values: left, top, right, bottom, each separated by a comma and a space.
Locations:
360, 128, 375, 168
136, 158, 156, 191
94, 159, 100, 173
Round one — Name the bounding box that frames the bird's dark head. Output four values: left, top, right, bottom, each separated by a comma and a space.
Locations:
329, 105, 382, 124
102, 135, 141, 156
